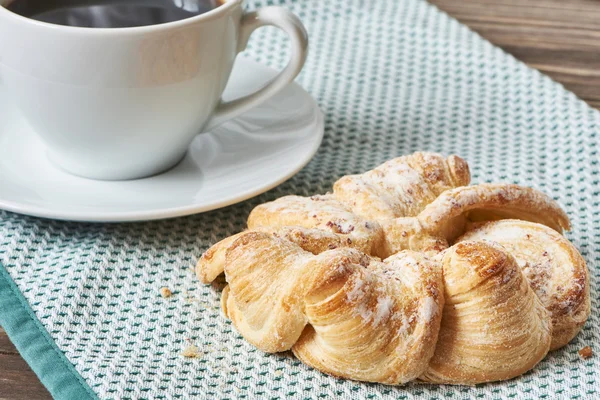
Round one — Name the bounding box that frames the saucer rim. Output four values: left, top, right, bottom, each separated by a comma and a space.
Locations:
0, 64, 324, 223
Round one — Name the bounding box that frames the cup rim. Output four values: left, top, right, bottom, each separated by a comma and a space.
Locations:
0, 0, 242, 34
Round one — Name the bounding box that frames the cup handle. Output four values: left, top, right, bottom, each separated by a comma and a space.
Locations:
203, 6, 308, 131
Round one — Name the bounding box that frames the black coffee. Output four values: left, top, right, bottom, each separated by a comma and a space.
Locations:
5, 0, 223, 28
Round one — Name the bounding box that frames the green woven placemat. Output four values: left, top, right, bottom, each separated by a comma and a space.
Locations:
1, 0, 598, 398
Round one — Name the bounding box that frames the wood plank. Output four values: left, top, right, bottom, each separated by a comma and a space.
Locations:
0, 327, 19, 355
429, 0, 600, 106
0, 329, 51, 400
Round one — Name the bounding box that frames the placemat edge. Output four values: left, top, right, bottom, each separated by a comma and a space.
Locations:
0, 263, 98, 400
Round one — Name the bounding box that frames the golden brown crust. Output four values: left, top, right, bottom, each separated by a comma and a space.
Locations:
215, 233, 557, 385
379, 217, 448, 256
248, 195, 387, 257
293, 250, 444, 384
222, 232, 313, 352
195, 152, 587, 386
221, 231, 445, 384
333, 152, 470, 220
379, 183, 572, 256
196, 226, 353, 284
447, 154, 471, 188
241, 183, 572, 262
458, 220, 590, 350
196, 233, 242, 284
420, 241, 552, 384
417, 183, 571, 236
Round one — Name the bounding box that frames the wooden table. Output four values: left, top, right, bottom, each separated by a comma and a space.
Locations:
1, 1, 599, 398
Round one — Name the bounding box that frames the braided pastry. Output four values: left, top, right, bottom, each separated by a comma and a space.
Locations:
200, 183, 569, 283
221, 231, 444, 384
332, 152, 470, 219
420, 241, 552, 384
196, 152, 589, 385
458, 220, 590, 350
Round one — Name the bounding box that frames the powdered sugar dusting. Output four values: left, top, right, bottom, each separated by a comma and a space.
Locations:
364, 162, 431, 213
378, 162, 427, 191
252, 195, 378, 245
346, 276, 366, 302
419, 296, 438, 322
396, 311, 419, 337
384, 253, 421, 287
373, 296, 394, 325
421, 184, 568, 232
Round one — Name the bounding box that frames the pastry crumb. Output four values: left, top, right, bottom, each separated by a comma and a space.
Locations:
160, 287, 172, 298
181, 344, 201, 358
579, 346, 592, 359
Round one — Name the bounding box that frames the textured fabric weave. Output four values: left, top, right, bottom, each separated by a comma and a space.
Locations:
1, 0, 598, 398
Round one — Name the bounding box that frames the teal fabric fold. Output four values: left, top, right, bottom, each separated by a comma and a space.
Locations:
0, 264, 98, 400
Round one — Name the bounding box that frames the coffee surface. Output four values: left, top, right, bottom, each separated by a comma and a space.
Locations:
5, 0, 222, 28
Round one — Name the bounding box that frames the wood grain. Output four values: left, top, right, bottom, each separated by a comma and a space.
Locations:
1, 0, 599, 398
0, 328, 51, 400
429, 0, 600, 107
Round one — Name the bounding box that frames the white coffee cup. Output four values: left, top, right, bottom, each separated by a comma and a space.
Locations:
0, 0, 308, 180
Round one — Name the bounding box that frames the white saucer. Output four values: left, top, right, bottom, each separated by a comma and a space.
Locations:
0, 57, 324, 222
